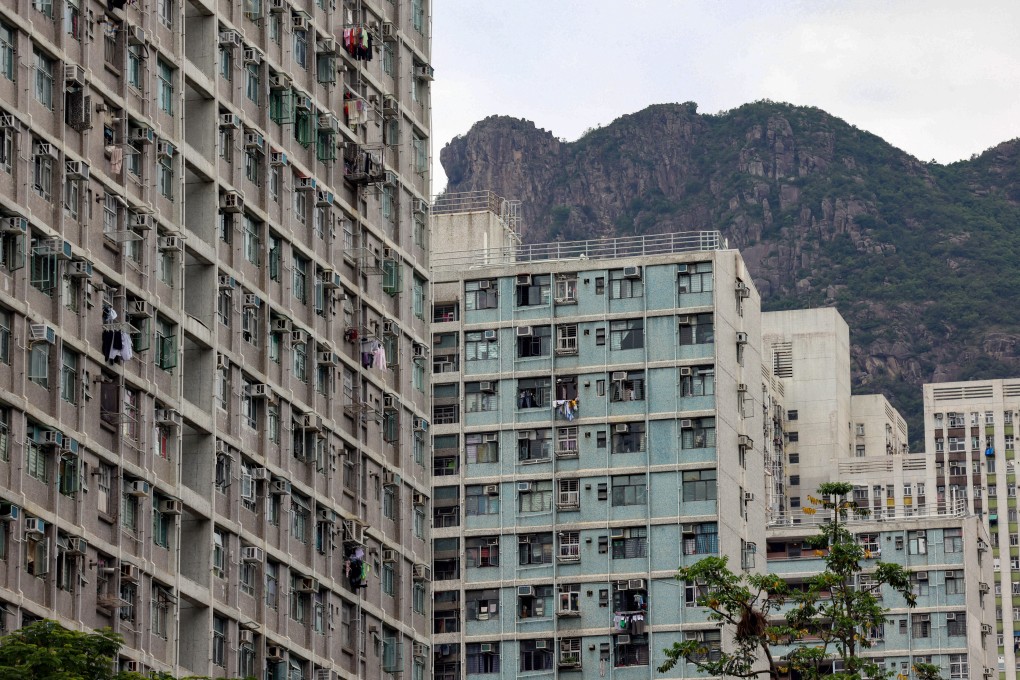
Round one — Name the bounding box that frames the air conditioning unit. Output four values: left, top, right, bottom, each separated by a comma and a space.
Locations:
65, 160, 90, 180
271, 317, 291, 334
479, 643, 495, 654
33, 141, 56, 159
290, 329, 309, 344
412, 343, 427, 358
413, 199, 429, 215
982, 623, 993, 634
266, 645, 285, 662
244, 131, 265, 151
242, 293, 260, 309
130, 212, 153, 231
412, 642, 427, 659
321, 269, 341, 288
744, 492, 755, 502
270, 149, 288, 166
128, 300, 153, 318
243, 46, 262, 64
416, 64, 435, 81
534, 640, 548, 650
317, 351, 339, 366
382, 470, 399, 487
129, 480, 151, 497
24, 517, 45, 535
382, 95, 398, 117
1, 216, 28, 233
40, 429, 63, 447
678, 367, 693, 377
316, 37, 338, 54
611, 371, 628, 381
220, 113, 242, 130
413, 418, 428, 433
155, 408, 181, 427
271, 479, 291, 495
247, 383, 271, 399
736, 332, 748, 344
0, 504, 20, 521
218, 30, 242, 47
677, 315, 691, 325
157, 235, 182, 252
294, 94, 312, 111
478, 280, 491, 289
295, 176, 316, 191
0, 113, 15, 129
479, 381, 496, 393
120, 562, 140, 582
481, 329, 497, 341
29, 324, 56, 344
159, 499, 182, 515
64, 64, 86, 85
483, 484, 499, 496
218, 274, 236, 289
220, 190, 244, 213
623, 266, 641, 279
315, 189, 334, 206
242, 546, 265, 563
65, 536, 88, 556
518, 482, 532, 493
156, 140, 175, 158
412, 564, 431, 581
239, 629, 255, 645
736, 282, 751, 298
130, 126, 154, 145
291, 12, 310, 31
516, 326, 533, 337
738, 435, 753, 449
517, 585, 534, 597
616, 635, 631, 645
680, 419, 694, 429
615, 424, 629, 434
412, 492, 427, 506
381, 21, 396, 39
251, 467, 270, 481
915, 571, 928, 581
123, 24, 145, 44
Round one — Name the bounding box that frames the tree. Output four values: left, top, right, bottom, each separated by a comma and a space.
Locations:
0, 619, 253, 680
0, 619, 143, 680
661, 483, 936, 680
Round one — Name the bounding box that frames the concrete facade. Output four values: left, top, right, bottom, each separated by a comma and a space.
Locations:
428, 217, 766, 679
0, 0, 433, 677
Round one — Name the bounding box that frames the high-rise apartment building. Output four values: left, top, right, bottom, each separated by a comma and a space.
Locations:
429, 194, 766, 678
0, 0, 432, 677
923, 378, 1020, 678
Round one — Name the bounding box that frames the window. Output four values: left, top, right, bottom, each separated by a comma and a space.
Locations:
611, 371, 645, 402
519, 481, 552, 513
908, 530, 927, 555
413, 276, 426, 319
944, 528, 962, 553
465, 279, 497, 310
127, 45, 143, 89
466, 331, 498, 360
33, 145, 53, 199
412, 132, 428, 174
25, 433, 47, 482
682, 418, 716, 449
151, 585, 171, 638
517, 325, 552, 358
517, 377, 551, 408
465, 381, 498, 413
0, 124, 12, 174
245, 63, 260, 103
612, 422, 646, 454
157, 59, 174, 113
609, 268, 643, 298
291, 496, 310, 542
155, 317, 177, 371
152, 500, 170, 548
465, 485, 499, 516
33, 48, 54, 108
556, 427, 578, 456
157, 153, 174, 199
466, 643, 500, 674
292, 251, 307, 303
946, 612, 966, 636
60, 347, 77, 403
28, 341, 49, 388
212, 616, 226, 666
517, 429, 551, 462
678, 261, 713, 293
518, 533, 553, 565
610, 319, 644, 350
949, 654, 968, 680
213, 528, 226, 578
515, 274, 550, 306
466, 537, 499, 568
466, 433, 498, 464
293, 29, 307, 68
945, 570, 965, 595
25, 526, 48, 576
683, 469, 717, 501
679, 313, 715, 344
682, 523, 719, 555
611, 527, 648, 559
612, 474, 647, 506
0, 23, 13, 81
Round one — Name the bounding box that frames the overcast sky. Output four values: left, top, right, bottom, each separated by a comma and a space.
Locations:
430, 0, 1020, 192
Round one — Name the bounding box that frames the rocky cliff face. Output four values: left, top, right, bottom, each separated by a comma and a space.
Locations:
441, 102, 1020, 444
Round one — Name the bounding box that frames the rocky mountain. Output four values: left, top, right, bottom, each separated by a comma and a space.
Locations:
440, 102, 1020, 446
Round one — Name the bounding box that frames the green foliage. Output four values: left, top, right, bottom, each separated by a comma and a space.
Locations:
661, 484, 938, 680
0, 620, 253, 680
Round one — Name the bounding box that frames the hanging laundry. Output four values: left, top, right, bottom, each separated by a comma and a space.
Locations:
341, 26, 374, 61
102, 306, 129, 364
372, 342, 387, 370
519, 390, 536, 409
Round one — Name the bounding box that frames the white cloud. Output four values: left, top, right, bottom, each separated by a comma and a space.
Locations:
431, 0, 1020, 191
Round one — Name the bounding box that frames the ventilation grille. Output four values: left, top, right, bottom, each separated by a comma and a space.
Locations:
772, 342, 793, 378
932, 384, 994, 402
